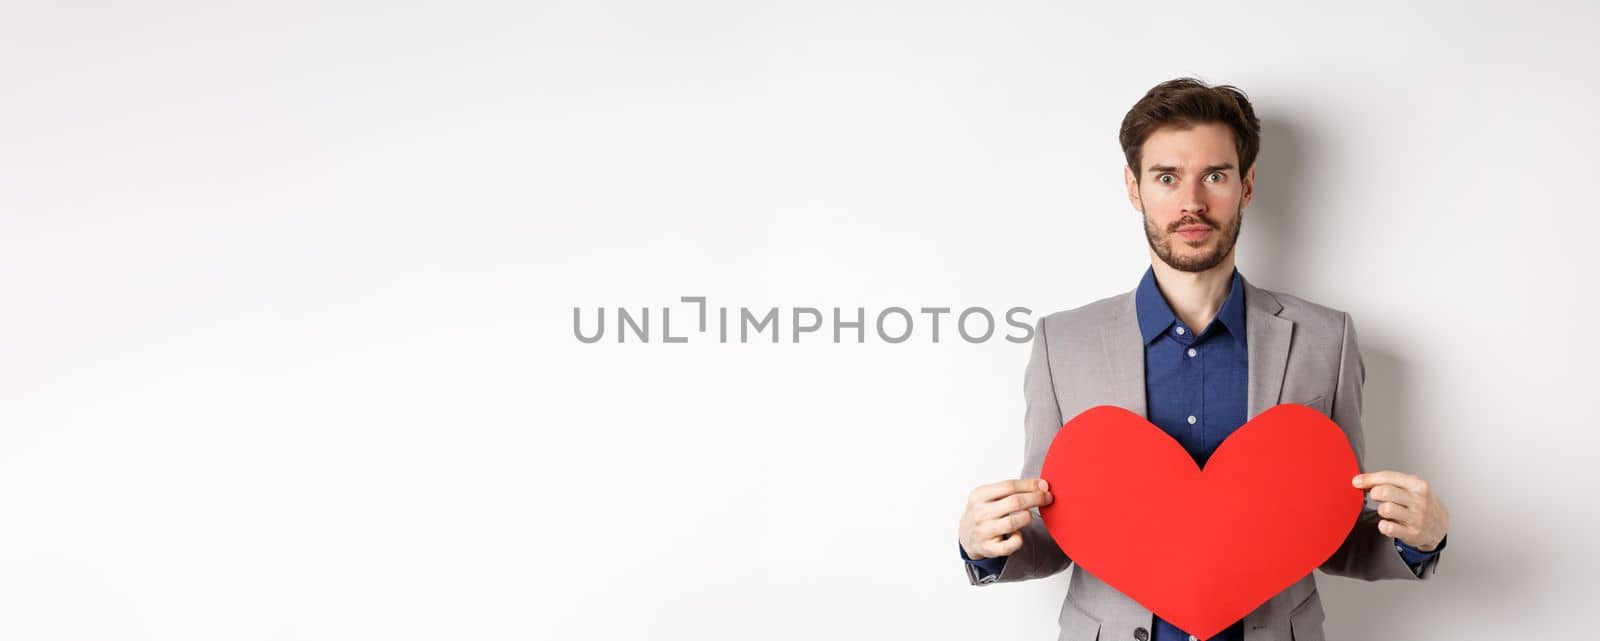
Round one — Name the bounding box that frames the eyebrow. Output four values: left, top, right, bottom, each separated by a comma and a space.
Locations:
1146, 163, 1236, 174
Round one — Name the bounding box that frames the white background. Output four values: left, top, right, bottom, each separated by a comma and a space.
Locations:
2, 1, 1595, 639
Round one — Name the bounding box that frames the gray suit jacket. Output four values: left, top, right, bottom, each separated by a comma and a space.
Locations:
965, 276, 1442, 641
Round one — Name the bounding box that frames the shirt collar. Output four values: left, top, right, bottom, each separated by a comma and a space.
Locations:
1134, 266, 1248, 344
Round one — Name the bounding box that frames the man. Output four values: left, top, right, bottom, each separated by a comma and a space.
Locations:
955, 78, 1450, 641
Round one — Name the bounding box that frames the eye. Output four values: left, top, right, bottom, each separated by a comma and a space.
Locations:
1158, 174, 1175, 185
1206, 172, 1225, 183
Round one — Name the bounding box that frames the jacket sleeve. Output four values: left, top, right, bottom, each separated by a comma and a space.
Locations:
1316, 312, 1443, 580
965, 316, 1075, 586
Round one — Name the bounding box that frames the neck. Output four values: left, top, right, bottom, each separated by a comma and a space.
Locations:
1148, 252, 1236, 332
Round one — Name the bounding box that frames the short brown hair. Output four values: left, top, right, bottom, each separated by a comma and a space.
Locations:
1120, 78, 1261, 182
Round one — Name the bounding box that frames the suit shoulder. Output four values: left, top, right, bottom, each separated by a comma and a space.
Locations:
1257, 287, 1353, 337
1038, 290, 1130, 336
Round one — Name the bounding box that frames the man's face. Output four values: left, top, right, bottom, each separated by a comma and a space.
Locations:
1123, 122, 1255, 273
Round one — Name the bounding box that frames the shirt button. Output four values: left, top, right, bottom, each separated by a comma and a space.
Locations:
1189, 636, 1198, 641
1175, 327, 1185, 335
1187, 348, 1197, 358
1187, 415, 1197, 425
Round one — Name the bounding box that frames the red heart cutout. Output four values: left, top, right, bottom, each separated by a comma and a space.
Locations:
1039, 404, 1362, 640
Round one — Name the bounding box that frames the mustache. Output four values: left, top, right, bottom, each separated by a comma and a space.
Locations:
1167, 216, 1215, 233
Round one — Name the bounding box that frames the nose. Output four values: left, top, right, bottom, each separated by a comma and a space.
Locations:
1181, 182, 1207, 216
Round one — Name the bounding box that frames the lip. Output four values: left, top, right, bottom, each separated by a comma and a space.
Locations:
1176, 226, 1213, 240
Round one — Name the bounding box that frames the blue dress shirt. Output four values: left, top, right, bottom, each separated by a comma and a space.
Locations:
962, 267, 1441, 640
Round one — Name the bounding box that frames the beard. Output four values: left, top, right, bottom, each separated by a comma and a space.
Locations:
1143, 205, 1244, 273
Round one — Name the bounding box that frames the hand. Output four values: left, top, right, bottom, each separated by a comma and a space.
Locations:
1352, 470, 1449, 551
959, 478, 1054, 560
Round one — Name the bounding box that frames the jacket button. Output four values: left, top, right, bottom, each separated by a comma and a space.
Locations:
1134, 628, 1149, 641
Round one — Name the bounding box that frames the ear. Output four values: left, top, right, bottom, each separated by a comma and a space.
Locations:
1240, 163, 1256, 209
1124, 165, 1142, 210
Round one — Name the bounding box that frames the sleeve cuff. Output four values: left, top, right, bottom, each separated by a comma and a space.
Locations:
1395, 534, 1447, 574
960, 542, 1007, 582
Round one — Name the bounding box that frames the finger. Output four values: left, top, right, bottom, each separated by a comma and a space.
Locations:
970, 478, 1047, 504
1378, 518, 1420, 541
986, 531, 1025, 557
1353, 470, 1426, 494
982, 490, 1053, 520
1368, 485, 1422, 510
1376, 500, 1418, 526
979, 509, 1033, 538
1002, 509, 1033, 534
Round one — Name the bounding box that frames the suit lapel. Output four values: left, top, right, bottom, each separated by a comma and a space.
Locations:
1244, 277, 1293, 419
1100, 290, 1148, 418
1100, 277, 1292, 420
